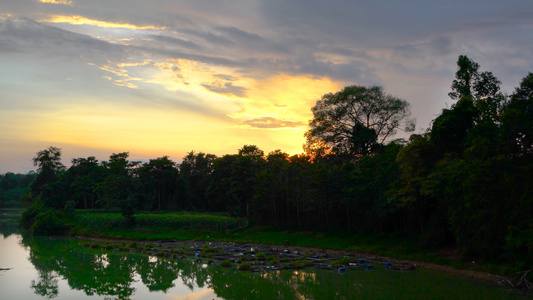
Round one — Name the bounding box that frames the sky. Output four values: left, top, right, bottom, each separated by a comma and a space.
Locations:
1, 0, 533, 173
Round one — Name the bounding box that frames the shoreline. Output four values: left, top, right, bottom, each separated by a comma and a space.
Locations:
77, 235, 500, 283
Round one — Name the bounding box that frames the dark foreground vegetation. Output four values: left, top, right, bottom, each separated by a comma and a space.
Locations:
12, 55, 533, 285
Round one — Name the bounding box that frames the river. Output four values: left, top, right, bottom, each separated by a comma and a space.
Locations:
0, 212, 524, 299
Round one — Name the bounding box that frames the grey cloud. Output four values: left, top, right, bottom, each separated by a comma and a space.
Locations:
201, 82, 247, 97
216, 26, 264, 42
214, 74, 238, 81
148, 34, 204, 50
132, 44, 242, 67
181, 26, 290, 55
243, 117, 305, 129
0, 17, 125, 63
180, 28, 236, 47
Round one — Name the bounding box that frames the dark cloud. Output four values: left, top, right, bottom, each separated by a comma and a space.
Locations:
242, 117, 305, 129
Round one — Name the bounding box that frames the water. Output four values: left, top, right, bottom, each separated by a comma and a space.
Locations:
0, 213, 523, 299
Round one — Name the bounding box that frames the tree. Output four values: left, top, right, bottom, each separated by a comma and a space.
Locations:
30, 146, 65, 197
430, 96, 479, 155
67, 157, 106, 209
179, 151, 216, 211
501, 72, 533, 156
449, 55, 480, 101
98, 152, 140, 225
207, 145, 265, 220
305, 85, 414, 157
137, 156, 179, 210
448, 55, 504, 122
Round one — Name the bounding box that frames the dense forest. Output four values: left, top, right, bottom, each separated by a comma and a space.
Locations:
16, 55, 533, 267
0, 172, 35, 208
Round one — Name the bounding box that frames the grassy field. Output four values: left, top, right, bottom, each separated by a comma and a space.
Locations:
74, 211, 246, 232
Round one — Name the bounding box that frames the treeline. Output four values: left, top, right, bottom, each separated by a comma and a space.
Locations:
20, 56, 533, 267
0, 172, 35, 207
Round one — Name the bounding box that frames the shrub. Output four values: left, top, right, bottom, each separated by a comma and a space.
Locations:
20, 202, 44, 229
332, 256, 352, 267
220, 260, 233, 268
237, 262, 251, 271
32, 209, 66, 235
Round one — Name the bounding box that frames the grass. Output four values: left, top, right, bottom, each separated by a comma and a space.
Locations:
75, 211, 245, 233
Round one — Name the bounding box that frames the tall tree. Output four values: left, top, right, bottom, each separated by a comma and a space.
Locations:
448, 55, 504, 122
501, 72, 533, 156
207, 145, 265, 220
98, 152, 140, 225
137, 156, 179, 210
305, 85, 414, 157
30, 146, 65, 197
179, 151, 216, 211
67, 157, 106, 209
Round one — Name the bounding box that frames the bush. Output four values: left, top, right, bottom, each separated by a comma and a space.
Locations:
332, 256, 352, 267
220, 260, 233, 268
31, 209, 66, 235
237, 262, 251, 271
20, 202, 44, 229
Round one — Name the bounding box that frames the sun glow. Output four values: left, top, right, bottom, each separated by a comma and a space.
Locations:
39, 0, 73, 6
23, 74, 337, 159
41, 15, 165, 30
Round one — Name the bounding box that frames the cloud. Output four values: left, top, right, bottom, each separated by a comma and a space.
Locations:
41, 15, 166, 30
39, 0, 73, 6
148, 34, 204, 50
201, 82, 247, 97
0, 17, 125, 63
242, 117, 305, 129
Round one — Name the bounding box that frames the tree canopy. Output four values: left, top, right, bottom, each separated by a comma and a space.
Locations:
305, 85, 414, 157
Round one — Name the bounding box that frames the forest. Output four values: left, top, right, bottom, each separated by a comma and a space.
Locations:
13, 55, 533, 268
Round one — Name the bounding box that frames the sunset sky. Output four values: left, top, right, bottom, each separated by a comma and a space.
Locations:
1, 0, 533, 173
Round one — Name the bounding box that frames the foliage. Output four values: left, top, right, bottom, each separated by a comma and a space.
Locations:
135, 213, 245, 232
237, 262, 251, 271
0, 172, 35, 207
305, 85, 414, 156
75, 212, 245, 232
27, 206, 67, 235
220, 260, 233, 268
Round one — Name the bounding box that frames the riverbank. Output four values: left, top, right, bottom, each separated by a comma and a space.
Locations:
75, 226, 504, 284
14, 208, 530, 293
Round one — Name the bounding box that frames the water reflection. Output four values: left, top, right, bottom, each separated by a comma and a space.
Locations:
20, 234, 362, 300
31, 269, 59, 299
0, 214, 522, 300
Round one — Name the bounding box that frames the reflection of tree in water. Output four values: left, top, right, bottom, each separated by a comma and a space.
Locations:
20, 234, 357, 300
208, 267, 355, 299
31, 269, 59, 299
22, 235, 217, 299
0, 214, 20, 238
136, 255, 179, 291
22, 235, 136, 300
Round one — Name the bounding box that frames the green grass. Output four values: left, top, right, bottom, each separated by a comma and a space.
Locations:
75, 211, 245, 233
